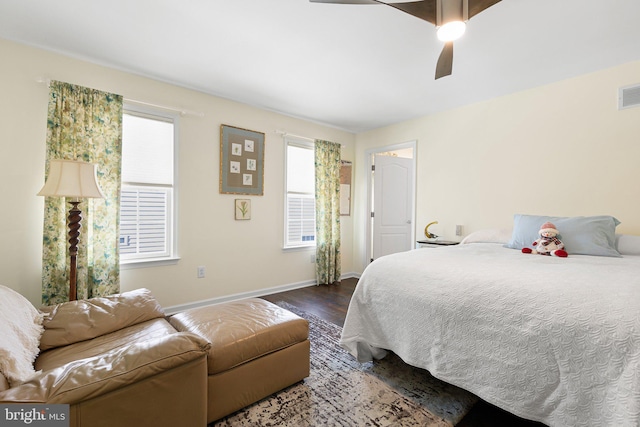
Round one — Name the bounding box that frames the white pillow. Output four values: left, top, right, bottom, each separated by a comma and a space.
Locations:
460, 228, 512, 245
615, 234, 640, 256
0, 285, 44, 387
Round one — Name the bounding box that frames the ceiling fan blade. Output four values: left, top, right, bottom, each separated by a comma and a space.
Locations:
311, 0, 500, 22
385, 0, 437, 25
468, 0, 501, 18
311, 0, 437, 24
435, 42, 453, 79
309, 0, 378, 4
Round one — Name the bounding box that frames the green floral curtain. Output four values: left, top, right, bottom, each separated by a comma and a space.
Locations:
42, 81, 123, 305
315, 140, 341, 285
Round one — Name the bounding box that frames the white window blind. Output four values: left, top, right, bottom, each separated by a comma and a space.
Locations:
121, 114, 173, 185
120, 187, 171, 256
285, 139, 315, 248
287, 194, 315, 244
120, 110, 176, 262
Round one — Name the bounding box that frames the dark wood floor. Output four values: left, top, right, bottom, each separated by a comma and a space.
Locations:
262, 277, 546, 427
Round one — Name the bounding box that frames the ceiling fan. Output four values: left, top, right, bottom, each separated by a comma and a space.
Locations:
309, 0, 501, 79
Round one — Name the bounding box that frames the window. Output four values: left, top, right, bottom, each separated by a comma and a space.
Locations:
120, 109, 177, 264
285, 137, 315, 248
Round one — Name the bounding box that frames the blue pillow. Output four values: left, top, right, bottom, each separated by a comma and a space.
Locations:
505, 214, 621, 257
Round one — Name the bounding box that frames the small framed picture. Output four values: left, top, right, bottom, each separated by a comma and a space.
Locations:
235, 199, 251, 220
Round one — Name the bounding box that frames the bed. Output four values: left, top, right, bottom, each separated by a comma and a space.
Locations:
340, 215, 640, 427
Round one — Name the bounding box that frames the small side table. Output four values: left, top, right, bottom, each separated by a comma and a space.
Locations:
416, 240, 460, 249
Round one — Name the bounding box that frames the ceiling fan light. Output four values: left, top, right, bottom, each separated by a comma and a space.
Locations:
437, 21, 466, 42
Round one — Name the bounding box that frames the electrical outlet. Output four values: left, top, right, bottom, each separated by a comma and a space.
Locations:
197, 266, 206, 279
455, 225, 464, 236
310, 254, 316, 263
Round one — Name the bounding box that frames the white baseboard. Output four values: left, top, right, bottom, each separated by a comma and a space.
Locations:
164, 271, 360, 315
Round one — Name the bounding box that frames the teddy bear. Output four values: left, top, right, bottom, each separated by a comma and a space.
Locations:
522, 221, 568, 257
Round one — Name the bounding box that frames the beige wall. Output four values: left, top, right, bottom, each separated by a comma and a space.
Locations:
0, 39, 355, 307
3, 37, 639, 306
353, 61, 640, 272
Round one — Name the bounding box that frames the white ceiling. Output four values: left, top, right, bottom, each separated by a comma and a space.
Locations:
1, 0, 639, 133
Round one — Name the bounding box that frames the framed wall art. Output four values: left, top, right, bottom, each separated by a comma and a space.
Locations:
235, 199, 251, 220
220, 124, 265, 195
340, 160, 352, 216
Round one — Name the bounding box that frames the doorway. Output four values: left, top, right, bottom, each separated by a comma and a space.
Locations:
365, 141, 417, 265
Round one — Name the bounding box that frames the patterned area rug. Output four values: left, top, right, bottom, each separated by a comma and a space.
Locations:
212, 302, 477, 426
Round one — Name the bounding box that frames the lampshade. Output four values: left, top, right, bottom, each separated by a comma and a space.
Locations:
37, 159, 105, 199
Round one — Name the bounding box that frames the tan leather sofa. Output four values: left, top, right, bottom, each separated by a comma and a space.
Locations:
1, 289, 310, 426
0, 288, 210, 427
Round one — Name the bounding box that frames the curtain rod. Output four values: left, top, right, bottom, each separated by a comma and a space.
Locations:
275, 130, 314, 142
275, 131, 345, 146
36, 77, 204, 118
124, 99, 204, 118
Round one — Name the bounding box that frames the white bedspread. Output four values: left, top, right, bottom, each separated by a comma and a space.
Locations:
340, 244, 640, 427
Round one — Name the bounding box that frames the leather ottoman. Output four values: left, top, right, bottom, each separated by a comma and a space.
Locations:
169, 298, 310, 423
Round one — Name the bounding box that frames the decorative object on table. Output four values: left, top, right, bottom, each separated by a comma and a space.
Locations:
521, 221, 568, 257
220, 124, 265, 195
38, 159, 105, 301
424, 221, 439, 240
234, 199, 251, 220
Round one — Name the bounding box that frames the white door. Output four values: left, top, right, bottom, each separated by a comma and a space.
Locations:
372, 155, 414, 260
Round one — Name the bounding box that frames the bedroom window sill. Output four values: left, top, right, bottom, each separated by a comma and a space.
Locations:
282, 245, 315, 252
120, 256, 181, 269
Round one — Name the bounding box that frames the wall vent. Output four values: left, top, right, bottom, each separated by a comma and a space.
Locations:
618, 84, 640, 110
